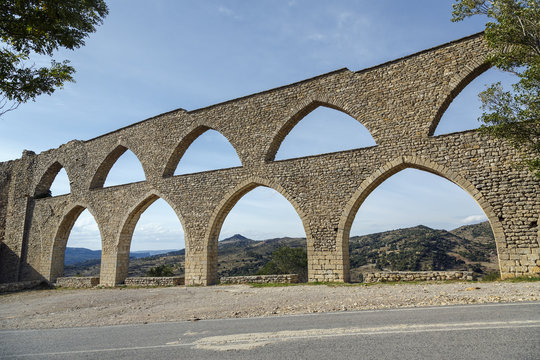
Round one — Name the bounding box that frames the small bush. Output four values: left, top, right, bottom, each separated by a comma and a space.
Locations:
145, 264, 174, 277
470, 263, 484, 274
257, 247, 308, 282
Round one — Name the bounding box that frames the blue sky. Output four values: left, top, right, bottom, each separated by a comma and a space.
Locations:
1, 1, 518, 251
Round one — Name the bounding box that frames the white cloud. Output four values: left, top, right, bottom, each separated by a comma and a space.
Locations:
72, 211, 99, 232
134, 222, 183, 236
306, 33, 326, 41
336, 11, 354, 29
461, 215, 487, 224
218, 6, 240, 20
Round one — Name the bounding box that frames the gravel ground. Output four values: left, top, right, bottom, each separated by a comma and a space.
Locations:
1, 281, 539, 330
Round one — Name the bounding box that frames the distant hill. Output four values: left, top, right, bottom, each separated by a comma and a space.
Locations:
64, 248, 177, 265
64, 222, 498, 281
348, 222, 497, 281
450, 221, 494, 242
130, 250, 178, 258
64, 248, 101, 265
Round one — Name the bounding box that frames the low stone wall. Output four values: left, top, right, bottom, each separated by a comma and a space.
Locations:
0, 280, 48, 293
363, 271, 475, 283
56, 277, 100, 288
124, 276, 184, 286
220, 274, 300, 284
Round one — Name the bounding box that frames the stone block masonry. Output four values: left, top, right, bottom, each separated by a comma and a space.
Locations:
0, 280, 48, 293
220, 274, 300, 284
363, 271, 475, 283
0, 33, 538, 286
124, 276, 184, 287
56, 277, 100, 288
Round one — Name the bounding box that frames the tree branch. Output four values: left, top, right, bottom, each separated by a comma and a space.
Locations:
0, 96, 20, 117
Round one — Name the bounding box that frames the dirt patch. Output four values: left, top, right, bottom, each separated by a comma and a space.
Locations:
0, 281, 538, 330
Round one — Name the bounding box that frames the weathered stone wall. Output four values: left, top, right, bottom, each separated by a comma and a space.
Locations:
0, 161, 12, 243
0, 151, 44, 283
0, 33, 538, 286
0, 160, 14, 281
56, 277, 99, 288
363, 271, 475, 283
220, 274, 300, 284
124, 276, 185, 287
0, 280, 47, 293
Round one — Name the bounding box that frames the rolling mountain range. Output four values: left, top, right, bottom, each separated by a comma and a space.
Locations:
64, 248, 176, 265
64, 221, 498, 281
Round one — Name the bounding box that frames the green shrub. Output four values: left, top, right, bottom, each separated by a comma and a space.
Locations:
257, 247, 308, 282
145, 264, 174, 277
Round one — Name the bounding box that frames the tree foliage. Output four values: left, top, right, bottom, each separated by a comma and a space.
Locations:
257, 247, 308, 282
452, 0, 539, 178
0, 0, 108, 116
145, 264, 175, 277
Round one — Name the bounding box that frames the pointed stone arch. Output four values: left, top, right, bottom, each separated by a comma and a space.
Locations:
203, 177, 313, 285
265, 99, 376, 162
112, 191, 186, 284
337, 155, 505, 281
118, 191, 187, 252
46, 204, 102, 281
34, 161, 71, 197
163, 125, 243, 177
89, 145, 147, 189
428, 60, 491, 136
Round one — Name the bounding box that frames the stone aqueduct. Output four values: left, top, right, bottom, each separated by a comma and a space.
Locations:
0, 33, 538, 286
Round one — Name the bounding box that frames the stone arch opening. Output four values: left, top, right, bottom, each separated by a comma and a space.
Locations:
274, 105, 377, 160
49, 168, 71, 196
90, 145, 146, 189
34, 161, 71, 197
338, 157, 504, 282
128, 198, 185, 277
428, 61, 491, 136
433, 67, 520, 136
204, 179, 312, 285
48, 205, 102, 281
163, 126, 242, 177
265, 101, 377, 161
115, 193, 185, 283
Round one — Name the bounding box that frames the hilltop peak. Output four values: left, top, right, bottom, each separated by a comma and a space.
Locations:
220, 234, 251, 242
412, 225, 433, 231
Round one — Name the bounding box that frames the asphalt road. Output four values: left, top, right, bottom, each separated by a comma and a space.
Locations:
1, 302, 539, 359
